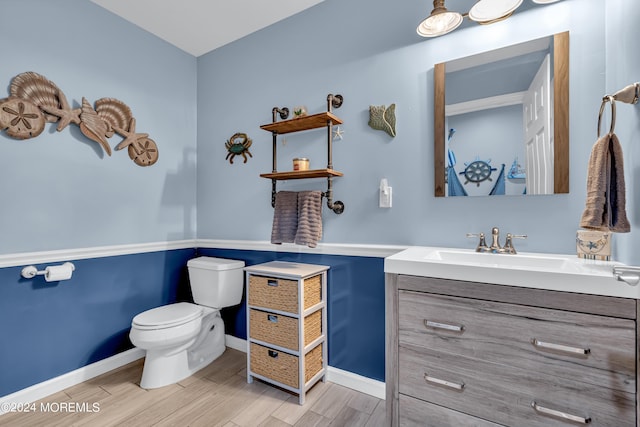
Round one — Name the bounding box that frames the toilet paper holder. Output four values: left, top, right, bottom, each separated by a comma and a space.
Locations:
21, 262, 75, 281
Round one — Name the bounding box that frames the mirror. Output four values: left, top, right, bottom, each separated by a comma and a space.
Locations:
434, 32, 569, 197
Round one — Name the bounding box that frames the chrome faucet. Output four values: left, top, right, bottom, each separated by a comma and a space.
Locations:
468, 227, 527, 254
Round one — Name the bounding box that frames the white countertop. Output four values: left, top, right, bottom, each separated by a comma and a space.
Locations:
384, 246, 640, 299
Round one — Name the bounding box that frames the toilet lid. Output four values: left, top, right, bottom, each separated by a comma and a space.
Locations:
132, 302, 203, 328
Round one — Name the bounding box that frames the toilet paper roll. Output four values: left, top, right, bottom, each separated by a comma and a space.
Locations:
44, 262, 74, 282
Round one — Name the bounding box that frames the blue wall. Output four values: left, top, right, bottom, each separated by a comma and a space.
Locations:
0, 247, 384, 396
0, 0, 198, 255
195, 0, 614, 255
0, 249, 195, 397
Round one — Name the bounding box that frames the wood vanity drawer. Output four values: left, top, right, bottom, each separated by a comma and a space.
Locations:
398, 290, 636, 394
248, 274, 322, 313
399, 343, 636, 427
249, 308, 322, 351
399, 394, 501, 427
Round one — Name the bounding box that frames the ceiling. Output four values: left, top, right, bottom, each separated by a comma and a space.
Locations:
90, 0, 325, 57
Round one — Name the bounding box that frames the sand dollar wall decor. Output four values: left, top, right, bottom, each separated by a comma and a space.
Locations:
0, 71, 158, 167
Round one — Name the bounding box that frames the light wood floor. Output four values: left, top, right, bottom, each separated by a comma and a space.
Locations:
0, 349, 385, 426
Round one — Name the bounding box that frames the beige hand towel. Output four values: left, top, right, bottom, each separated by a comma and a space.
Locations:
294, 191, 323, 248
271, 191, 298, 244
580, 133, 630, 233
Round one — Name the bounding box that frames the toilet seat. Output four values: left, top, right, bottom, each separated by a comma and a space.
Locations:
132, 302, 203, 330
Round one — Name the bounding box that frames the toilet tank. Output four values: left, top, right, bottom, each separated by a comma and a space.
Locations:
187, 257, 245, 308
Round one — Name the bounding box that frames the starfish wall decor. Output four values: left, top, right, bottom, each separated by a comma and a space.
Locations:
0, 71, 158, 167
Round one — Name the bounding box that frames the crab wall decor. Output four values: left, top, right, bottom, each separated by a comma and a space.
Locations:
225, 132, 253, 164
0, 71, 158, 167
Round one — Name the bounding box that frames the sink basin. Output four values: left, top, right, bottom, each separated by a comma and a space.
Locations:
384, 246, 634, 299
424, 249, 568, 270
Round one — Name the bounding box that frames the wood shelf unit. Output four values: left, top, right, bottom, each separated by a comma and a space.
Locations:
260, 112, 343, 134
260, 94, 345, 214
259, 168, 343, 180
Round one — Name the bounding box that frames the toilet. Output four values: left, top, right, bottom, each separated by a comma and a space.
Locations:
129, 256, 245, 389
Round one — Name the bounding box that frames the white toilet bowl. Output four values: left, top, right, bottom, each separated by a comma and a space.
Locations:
129, 256, 244, 389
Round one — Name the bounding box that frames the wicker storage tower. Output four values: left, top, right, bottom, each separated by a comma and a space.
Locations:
245, 261, 328, 405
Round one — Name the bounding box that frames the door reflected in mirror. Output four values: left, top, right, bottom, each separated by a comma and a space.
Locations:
434, 32, 569, 197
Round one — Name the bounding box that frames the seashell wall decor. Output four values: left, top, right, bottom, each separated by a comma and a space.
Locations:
368, 103, 396, 138
0, 71, 158, 167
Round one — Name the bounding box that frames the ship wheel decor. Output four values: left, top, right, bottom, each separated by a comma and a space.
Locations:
459, 158, 497, 186
0, 71, 158, 167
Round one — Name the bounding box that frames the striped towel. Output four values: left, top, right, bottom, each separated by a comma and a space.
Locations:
294, 191, 323, 248
270, 191, 298, 244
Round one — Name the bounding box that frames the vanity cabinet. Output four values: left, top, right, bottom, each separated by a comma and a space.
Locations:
386, 274, 639, 426
245, 261, 328, 404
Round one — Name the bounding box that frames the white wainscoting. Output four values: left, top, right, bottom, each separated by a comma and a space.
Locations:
0, 239, 406, 268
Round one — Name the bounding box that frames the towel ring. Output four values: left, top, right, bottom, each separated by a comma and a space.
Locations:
597, 95, 616, 137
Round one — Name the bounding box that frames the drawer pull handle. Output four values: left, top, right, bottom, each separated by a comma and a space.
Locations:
531, 401, 591, 424
268, 350, 279, 359
424, 320, 464, 332
267, 279, 278, 287
267, 314, 278, 323
531, 338, 590, 355
424, 374, 464, 391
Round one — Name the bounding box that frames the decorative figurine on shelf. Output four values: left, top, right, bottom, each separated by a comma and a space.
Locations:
225, 132, 253, 164
292, 106, 307, 118
368, 103, 396, 137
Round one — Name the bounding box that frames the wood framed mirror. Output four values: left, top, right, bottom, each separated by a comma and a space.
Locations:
434, 31, 569, 197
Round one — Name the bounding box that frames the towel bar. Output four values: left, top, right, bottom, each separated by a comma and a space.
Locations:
597, 95, 616, 137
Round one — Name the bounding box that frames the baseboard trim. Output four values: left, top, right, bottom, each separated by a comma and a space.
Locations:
225, 334, 248, 352
326, 366, 386, 400
224, 336, 385, 400
0, 348, 145, 414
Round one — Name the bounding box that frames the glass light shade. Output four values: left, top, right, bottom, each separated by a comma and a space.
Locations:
532, 0, 562, 3
468, 0, 523, 23
417, 10, 463, 37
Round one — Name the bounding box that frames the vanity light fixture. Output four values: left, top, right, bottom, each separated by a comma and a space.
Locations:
417, 0, 463, 37
417, 0, 564, 37
468, 0, 523, 24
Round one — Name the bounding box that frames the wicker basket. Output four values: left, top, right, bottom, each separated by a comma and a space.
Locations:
250, 342, 324, 389
249, 274, 322, 313
249, 309, 322, 351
